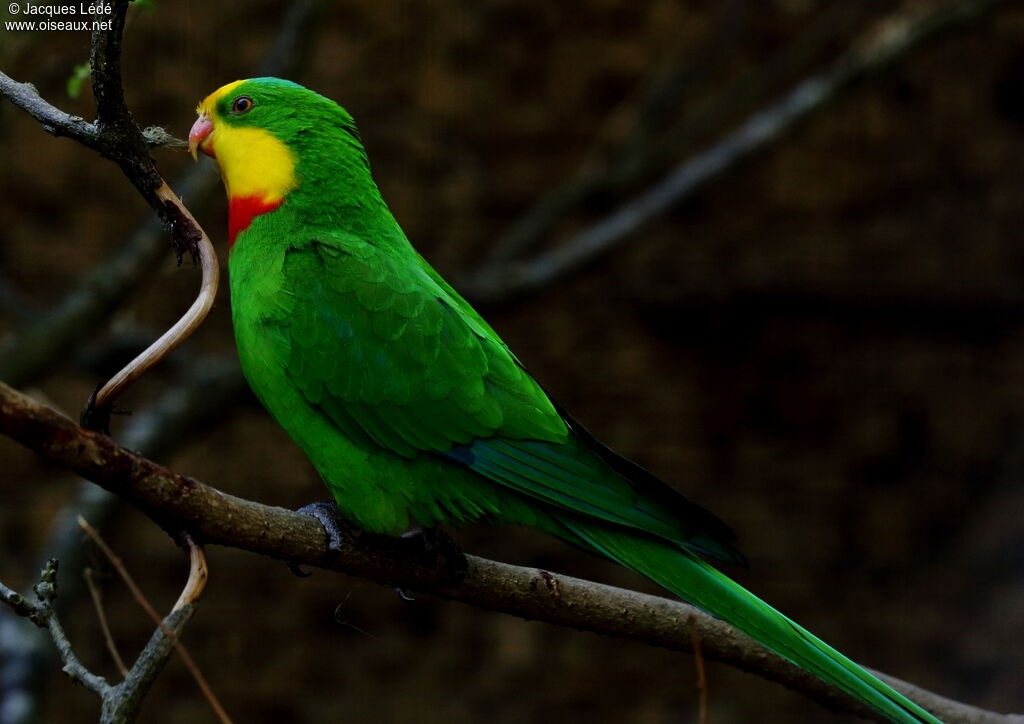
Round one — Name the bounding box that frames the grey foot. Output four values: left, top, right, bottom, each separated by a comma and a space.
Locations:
289, 500, 350, 577
297, 500, 349, 553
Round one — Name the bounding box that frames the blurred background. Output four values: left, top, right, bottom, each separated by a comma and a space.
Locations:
1, 0, 1022, 722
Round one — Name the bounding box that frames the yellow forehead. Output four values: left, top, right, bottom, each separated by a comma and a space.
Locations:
196, 79, 246, 116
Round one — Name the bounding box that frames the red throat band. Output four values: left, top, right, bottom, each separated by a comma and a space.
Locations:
228, 195, 284, 246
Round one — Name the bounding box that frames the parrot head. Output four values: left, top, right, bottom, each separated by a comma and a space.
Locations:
189, 77, 373, 244
189, 78, 310, 199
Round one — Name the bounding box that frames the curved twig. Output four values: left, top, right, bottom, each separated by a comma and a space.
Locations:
0, 4, 323, 392
88, 182, 220, 418
0, 164, 220, 389
173, 532, 208, 612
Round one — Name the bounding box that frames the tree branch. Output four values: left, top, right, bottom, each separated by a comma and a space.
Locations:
462, 0, 1008, 302
0, 2, 321, 719
0, 77, 100, 146
75, 522, 229, 723
474, 0, 824, 271
0, 358, 246, 724
0, 0, 322, 390
0, 555, 208, 724
1, 561, 110, 696
0, 381, 1017, 724
0, 0, 220, 431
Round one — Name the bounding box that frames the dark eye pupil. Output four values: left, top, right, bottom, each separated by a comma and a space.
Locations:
233, 97, 252, 113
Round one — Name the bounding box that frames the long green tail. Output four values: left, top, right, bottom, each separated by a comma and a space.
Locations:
559, 519, 943, 724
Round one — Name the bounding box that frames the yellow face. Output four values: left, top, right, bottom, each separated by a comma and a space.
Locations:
191, 80, 298, 203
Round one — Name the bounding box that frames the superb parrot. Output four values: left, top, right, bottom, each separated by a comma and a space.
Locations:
188, 78, 941, 724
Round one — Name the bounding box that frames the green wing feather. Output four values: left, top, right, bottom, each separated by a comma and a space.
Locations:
280, 232, 742, 563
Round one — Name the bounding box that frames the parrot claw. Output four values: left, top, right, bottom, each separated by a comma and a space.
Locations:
297, 500, 349, 555
400, 526, 467, 584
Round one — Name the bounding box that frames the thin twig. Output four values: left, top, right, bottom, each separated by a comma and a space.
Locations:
77, 518, 230, 724
1, 382, 1015, 724
0, 551, 216, 723
690, 619, 709, 724
79, 517, 164, 626
0, 561, 109, 695
83, 567, 130, 678
0, 75, 100, 146
0, 68, 219, 432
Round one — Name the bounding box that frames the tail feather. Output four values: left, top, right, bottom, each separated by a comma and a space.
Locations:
560, 520, 943, 724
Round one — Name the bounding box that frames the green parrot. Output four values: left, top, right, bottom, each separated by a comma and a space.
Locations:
188, 77, 942, 724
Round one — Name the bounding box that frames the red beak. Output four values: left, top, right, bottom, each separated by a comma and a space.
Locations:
189, 113, 215, 160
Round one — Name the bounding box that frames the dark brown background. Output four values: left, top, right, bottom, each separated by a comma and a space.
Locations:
1, 1, 1022, 722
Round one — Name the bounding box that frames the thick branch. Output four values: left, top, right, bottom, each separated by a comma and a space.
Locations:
89, 0, 132, 131
0, 381, 1016, 724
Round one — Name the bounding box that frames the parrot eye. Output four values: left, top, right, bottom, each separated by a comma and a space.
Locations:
230, 96, 254, 114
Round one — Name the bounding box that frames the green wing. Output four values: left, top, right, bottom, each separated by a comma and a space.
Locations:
276, 233, 944, 724
281, 233, 741, 563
